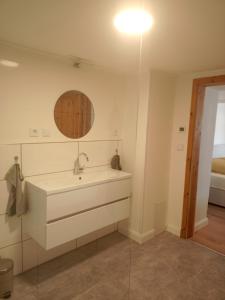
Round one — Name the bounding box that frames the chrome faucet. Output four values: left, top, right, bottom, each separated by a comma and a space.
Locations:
74, 152, 89, 175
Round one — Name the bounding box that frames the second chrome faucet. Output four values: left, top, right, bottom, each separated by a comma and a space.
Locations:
74, 152, 89, 175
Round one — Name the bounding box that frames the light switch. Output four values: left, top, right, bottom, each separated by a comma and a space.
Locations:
29, 128, 39, 137
178, 127, 186, 133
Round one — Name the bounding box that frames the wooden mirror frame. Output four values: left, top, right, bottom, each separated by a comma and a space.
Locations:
54, 90, 94, 139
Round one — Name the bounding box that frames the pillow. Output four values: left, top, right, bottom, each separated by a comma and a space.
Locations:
212, 158, 225, 175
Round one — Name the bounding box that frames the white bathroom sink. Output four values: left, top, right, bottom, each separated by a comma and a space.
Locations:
25, 168, 132, 249
26, 168, 131, 195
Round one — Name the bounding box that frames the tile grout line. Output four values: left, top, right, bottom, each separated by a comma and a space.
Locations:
0, 241, 23, 251
1, 162, 110, 181
0, 139, 121, 180
20, 217, 24, 273
0, 139, 122, 146
20, 144, 24, 273
23, 164, 110, 178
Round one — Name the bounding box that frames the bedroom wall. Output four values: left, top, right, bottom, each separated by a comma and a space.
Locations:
213, 102, 225, 158
195, 87, 218, 228
213, 91, 225, 158
214, 103, 225, 146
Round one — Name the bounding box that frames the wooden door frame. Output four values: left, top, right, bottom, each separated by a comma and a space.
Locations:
181, 74, 225, 239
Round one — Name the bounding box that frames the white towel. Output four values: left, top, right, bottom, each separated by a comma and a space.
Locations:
5, 164, 27, 217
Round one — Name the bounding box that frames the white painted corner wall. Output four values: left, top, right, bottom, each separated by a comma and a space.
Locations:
119, 70, 177, 242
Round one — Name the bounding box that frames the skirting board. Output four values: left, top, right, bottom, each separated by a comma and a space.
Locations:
166, 225, 180, 236
166, 218, 208, 237
194, 217, 208, 232
118, 227, 155, 244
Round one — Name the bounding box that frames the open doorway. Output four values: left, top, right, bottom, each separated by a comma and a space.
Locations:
192, 87, 225, 254
181, 75, 225, 248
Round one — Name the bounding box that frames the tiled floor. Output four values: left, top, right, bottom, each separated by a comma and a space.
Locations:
193, 204, 225, 255
12, 231, 225, 300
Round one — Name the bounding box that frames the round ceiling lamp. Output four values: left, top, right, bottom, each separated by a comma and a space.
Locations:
114, 9, 153, 35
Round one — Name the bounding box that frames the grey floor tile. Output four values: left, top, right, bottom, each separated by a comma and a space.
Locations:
10, 231, 225, 300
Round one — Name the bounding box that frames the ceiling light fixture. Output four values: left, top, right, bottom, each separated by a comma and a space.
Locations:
0, 59, 19, 68
114, 9, 153, 35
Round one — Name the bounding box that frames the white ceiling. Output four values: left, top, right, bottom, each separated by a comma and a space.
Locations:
0, 0, 225, 74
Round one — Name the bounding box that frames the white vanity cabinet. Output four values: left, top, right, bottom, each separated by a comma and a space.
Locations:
25, 170, 131, 249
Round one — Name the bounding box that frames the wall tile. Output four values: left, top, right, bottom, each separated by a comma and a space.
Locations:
21, 216, 31, 241
79, 141, 119, 168
23, 238, 76, 272
0, 215, 21, 248
0, 243, 22, 275
0, 181, 9, 214
0, 145, 21, 180
22, 142, 78, 176
22, 239, 38, 272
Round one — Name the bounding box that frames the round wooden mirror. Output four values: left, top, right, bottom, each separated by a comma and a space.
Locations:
54, 90, 94, 139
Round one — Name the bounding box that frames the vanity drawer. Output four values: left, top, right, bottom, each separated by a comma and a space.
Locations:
46, 179, 131, 221
46, 198, 130, 249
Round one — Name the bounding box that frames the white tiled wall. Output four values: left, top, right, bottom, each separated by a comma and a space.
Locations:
0, 215, 21, 248
0, 145, 21, 180
0, 140, 120, 275
79, 141, 119, 168
22, 238, 76, 272
0, 181, 9, 214
22, 142, 78, 176
0, 243, 22, 275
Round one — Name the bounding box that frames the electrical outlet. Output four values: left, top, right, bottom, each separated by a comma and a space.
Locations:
29, 128, 39, 137
113, 129, 118, 137
42, 129, 50, 137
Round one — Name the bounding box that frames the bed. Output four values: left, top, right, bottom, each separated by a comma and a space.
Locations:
209, 173, 225, 207
209, 158, 225, 207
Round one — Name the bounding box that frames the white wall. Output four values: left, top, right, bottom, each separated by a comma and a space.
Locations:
213, 99, 225, 158
118, 71, 151, 242
0, 43, 129, 143
0, 44, 138, 274
143, 71, 176, 235
218, 89, 225, 101
167, 69, 225, 236
195, 88, 218, 228
118, 70, 176, 242
214, 103, 225, 145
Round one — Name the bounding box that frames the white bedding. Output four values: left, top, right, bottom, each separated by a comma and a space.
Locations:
211, 172, 225, 190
